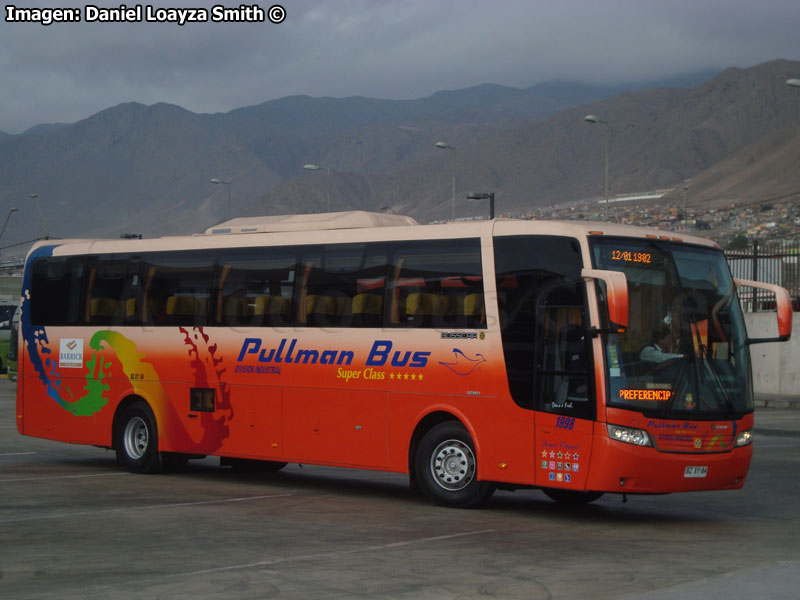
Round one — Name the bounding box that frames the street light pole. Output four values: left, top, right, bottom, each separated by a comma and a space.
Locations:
682, 179, 690, 221
466, 192, 495, 220
209, 178, 231, 218
30, 194, 49, 239
435, 142, 456, 221
0, 207, 18, 242
584, 115, 609, 220
303, 164, 332, 213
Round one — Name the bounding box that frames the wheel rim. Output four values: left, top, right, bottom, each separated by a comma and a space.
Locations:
123, 416, 149, 460
430, 438, 476, 491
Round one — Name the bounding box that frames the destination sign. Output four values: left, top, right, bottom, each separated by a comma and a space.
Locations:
619, 389, 673, 401
609, 249, 653, 264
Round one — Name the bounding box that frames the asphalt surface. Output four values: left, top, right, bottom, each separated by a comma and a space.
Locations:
2, 379, 799, 599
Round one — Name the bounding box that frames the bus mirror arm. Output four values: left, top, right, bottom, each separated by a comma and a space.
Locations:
734, 278, 792, 344
582, 268, 629, 333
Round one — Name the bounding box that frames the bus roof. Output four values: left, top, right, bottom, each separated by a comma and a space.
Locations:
30, 213, 720, 258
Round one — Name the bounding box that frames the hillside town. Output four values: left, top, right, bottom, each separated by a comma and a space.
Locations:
522, 190, 800, 248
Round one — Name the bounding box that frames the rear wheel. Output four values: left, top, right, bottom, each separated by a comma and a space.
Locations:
115, 402, 162, 473
415, 421, 494, 508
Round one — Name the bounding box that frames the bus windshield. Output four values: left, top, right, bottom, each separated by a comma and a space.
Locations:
591, 238, 752, 419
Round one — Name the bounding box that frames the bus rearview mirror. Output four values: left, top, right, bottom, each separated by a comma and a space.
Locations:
734, 277, 792, 343
582, 268, 629, 331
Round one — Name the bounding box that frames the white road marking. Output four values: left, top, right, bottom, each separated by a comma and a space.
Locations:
0, 471, 130, 483
95, 528, 496, 590
0, 493, 293, 524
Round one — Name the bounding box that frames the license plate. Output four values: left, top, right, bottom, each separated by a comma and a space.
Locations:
683, 465, 708, 478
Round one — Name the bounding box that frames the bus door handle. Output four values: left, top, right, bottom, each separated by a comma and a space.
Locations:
188, 413, 198, 419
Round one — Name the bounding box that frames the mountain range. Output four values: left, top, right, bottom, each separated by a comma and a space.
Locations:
1, 59, 798, 253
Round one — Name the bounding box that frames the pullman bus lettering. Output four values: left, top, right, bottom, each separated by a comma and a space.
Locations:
237, 337, 354, 365
236, 338, 430, 368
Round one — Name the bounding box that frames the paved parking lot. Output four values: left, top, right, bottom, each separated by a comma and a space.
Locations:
2, 379, 799, 599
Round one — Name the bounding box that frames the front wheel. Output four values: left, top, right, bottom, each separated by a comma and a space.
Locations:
415, 421, 494, 508
115, 402, 162, 473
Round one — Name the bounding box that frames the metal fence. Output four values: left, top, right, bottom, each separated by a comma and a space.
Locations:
725, 240, 800, 312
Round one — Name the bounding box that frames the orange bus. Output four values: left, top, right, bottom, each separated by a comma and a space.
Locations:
15, 211, 792, 507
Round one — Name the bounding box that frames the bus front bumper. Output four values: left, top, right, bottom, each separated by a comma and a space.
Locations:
585, 435, 753, 494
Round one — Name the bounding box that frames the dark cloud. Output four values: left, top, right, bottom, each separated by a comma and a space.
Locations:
1, 0, 799, 133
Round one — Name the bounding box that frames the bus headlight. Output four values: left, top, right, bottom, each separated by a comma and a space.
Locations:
607, 424, 653, 447
734, 430, 753, 447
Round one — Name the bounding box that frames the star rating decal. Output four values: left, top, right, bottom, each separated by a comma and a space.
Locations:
388, 371, 424, 383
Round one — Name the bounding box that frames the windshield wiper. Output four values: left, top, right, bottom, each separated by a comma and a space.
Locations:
702, 357, 735, 416
661, 356, 690, 417
683, 309, 735, 417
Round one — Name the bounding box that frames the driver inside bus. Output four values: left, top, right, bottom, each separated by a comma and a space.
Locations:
639, 324, 683, 363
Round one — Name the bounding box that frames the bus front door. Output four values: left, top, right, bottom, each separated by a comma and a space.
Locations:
533, 283, 596, 490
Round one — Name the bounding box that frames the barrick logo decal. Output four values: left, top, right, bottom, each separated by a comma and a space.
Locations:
59, 338, 84, 368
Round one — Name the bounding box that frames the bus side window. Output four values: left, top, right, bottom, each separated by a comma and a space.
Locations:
218, 247, 296, 328
303, 248, 353, 327
299, 244, 389, 329
353, 247, 388, 328
388, 239, 484, 329
85, 258, 141, 326
142, 251, 216, 327
30, 257, 85, 326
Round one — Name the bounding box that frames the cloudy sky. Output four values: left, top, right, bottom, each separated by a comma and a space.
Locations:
1, 0, 799, 134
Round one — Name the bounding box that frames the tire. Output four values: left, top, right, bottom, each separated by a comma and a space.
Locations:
542, 488, 604, 505
415, 421, 494, 508
115, 402, 163, 474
